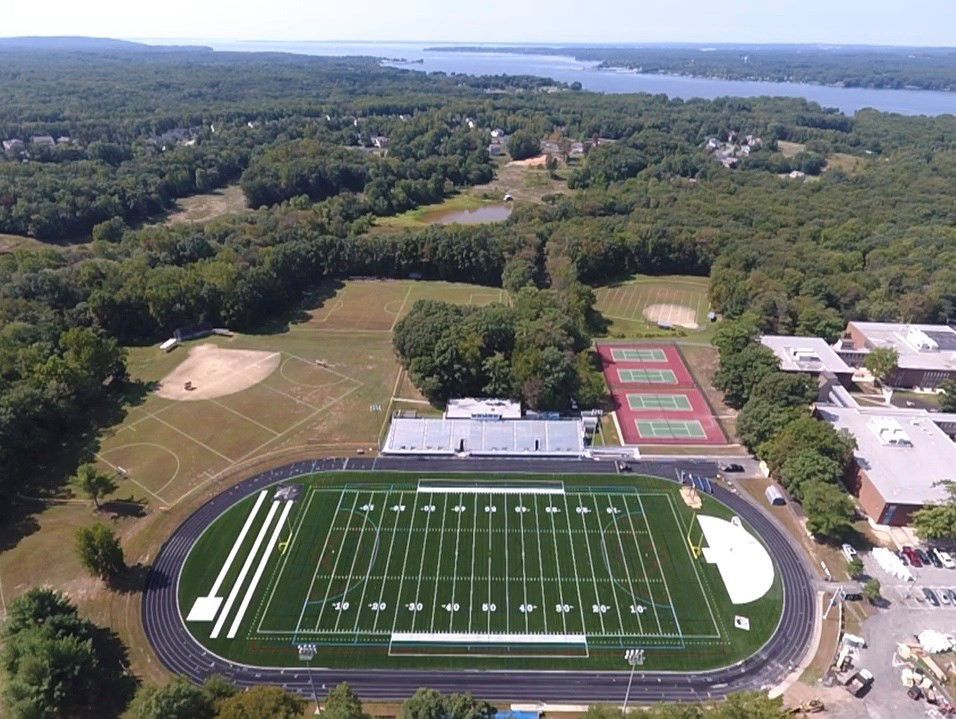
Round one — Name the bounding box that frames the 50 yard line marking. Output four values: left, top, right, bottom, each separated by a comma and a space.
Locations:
562, 494, 592, 637
486, 493, 494, 634
517, 493, 530, 633
293, 489, 346, 639
468, 492, 478, 633
546, 496, 569, 635
532, 497, 550, 634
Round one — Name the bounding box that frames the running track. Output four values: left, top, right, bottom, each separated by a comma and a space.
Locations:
143, 457, 816, 702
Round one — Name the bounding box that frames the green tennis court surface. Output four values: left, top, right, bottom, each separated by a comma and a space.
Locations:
617, 368, 677, 384
611, 348, 667, 362
627, 393, 692, 411
179, 473, 782, 670
636, 420, 707, 439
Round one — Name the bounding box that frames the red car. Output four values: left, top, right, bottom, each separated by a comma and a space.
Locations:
903, 546, 923, 567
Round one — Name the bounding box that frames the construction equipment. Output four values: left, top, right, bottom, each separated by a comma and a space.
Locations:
841, 669, 874, 697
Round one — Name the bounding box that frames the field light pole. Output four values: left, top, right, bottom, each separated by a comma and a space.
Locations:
622, 648, 645, 713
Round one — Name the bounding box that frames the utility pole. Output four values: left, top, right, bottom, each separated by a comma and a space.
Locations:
622, 648, 645, 713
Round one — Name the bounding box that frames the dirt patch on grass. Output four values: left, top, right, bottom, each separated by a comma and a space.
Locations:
164, 184, 248, 225
157, 344, 280, 401
777, 140, 806, 157
506, 154, 548, 167
643, 303, 699, 329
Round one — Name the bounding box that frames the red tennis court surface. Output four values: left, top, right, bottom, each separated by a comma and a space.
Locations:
597, 343, 726, 446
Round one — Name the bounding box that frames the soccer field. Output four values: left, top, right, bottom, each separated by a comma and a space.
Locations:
180, 473, 782, 670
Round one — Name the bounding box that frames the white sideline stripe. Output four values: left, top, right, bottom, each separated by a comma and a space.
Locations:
417, 486, 564, 495
227, 501, 294, 639
211, 500, 281, 639
211, 490, 268, 597
390, 632, 587, 645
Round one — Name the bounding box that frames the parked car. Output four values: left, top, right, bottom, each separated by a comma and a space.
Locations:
898, 550, 910, 566
721, 463, 745, 473
926, 550, 944, 568
923, 588, 940, 607
940, 590, 951, 606
903, 546, 923, 567
916, 548, 932, 565
842, 544, 859, 562
932, 548, 955, 569
945, 588, 956, 604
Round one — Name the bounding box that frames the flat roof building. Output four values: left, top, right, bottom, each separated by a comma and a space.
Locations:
760, 335, 854, 385
816, 404, 956, 526
836, 322, 956, 389
445, 398, 522, 420
382, 417, 585, 457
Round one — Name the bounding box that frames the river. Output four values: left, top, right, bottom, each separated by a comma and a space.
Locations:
186, 40, 956, 117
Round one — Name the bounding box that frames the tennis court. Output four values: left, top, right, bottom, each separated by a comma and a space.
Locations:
636, 419, 707, 439
617, 368, 677, 384
627, 393, 692, 411
596, 343, 727, 446
612, 348, 667, 362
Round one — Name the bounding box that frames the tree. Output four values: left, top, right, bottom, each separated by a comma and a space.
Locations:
864, 347, 899, 385
71, 463, 118, 508
749, 371, 816, 408
779, 449, 844, 500
736, 397, 803, 451
501, 256, 535, 293
125, 678, 215, 719
712, 314, 761, 356
939, 378, 956, 413
759, 416, 856, 476
802, 481, 856, 539
321, 682, 370, 719
402, 689, 492, 719
713, 343, 780, 408
847, 557, 864, 579
911, 481, 956, 540
864, 578, 882, 604
507, 130, 540, 161
712, 692, 786, 718
75, 523, 125, 581
217, 686, 303, 719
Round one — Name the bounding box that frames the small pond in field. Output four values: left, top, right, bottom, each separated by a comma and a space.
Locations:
426, 204, 512, 225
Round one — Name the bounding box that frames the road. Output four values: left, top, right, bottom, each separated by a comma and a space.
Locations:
142, 456, 816, 702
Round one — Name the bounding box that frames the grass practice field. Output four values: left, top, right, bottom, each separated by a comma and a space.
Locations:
179, 473, 782, 670
594, 275, 711, 337
94, 279, 507, 508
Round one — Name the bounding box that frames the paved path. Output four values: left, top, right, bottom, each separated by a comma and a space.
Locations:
142, 457, 816, 702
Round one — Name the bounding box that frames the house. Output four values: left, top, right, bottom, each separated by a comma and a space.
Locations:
371, 135, 389, 149
816, 405, 956, 526
487, 143, 503, 157
568, 141, 586, 159
834, 322, 956, 390
2, 139, 24, 153
540, 140, 560, 156
490, 128, 505, 139
760, 335, 854, 388
30, 135, 56, 147
55, 136, 72, 145
705, 137, 720, 150
788, 170, 806, 179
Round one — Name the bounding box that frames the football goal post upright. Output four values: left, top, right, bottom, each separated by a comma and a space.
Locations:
686, 512, 705, 559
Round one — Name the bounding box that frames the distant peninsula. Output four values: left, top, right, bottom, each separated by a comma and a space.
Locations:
425, 44, 956, 92
0, 36, 212, 53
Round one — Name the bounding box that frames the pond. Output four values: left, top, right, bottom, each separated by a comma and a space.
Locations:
426, 204, 512, 225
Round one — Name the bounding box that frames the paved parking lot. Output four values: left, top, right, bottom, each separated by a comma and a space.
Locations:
862, 553, 956, 610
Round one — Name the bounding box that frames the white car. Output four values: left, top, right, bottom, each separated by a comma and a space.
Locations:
933, 548, 955, 569
842, 544, 859, 562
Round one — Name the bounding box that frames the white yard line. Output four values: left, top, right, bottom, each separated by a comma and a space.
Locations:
636, 494, 684, 638
564, 495, 588, 634
531, 497, 550, 634
314, 492, 363, 631
257, 488, 315, 632
210, 398, 281, 435
147, 411, 236, 463
210, 490, 268, 597
607, 495, 645, 635
387, 492, 423, 635
592, 494, 627, 635
621, 495, 663, 634
389, 285, 413, 331
503, 494, 511, 634
211, 500, 281, 639
227, 500, 293, 638
448, 493, 465, 632
468, 493, 478, 634
546, 497, 569, 635
427, 494, 450, 633
517, 494, 531, 633
293, 490, 347, 637
486, 493, 494, 634
370, 491, 406, 634
409, 493, 436, 633
665, 496, 721, 636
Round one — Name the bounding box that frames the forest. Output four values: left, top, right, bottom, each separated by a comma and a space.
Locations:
1, 45, 954, 505
433, 44, 956, 91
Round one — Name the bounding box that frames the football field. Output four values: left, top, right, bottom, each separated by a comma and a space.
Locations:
180, 473, 781, 669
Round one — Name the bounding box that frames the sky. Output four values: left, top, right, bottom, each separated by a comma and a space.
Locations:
2, 0, 954, 47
